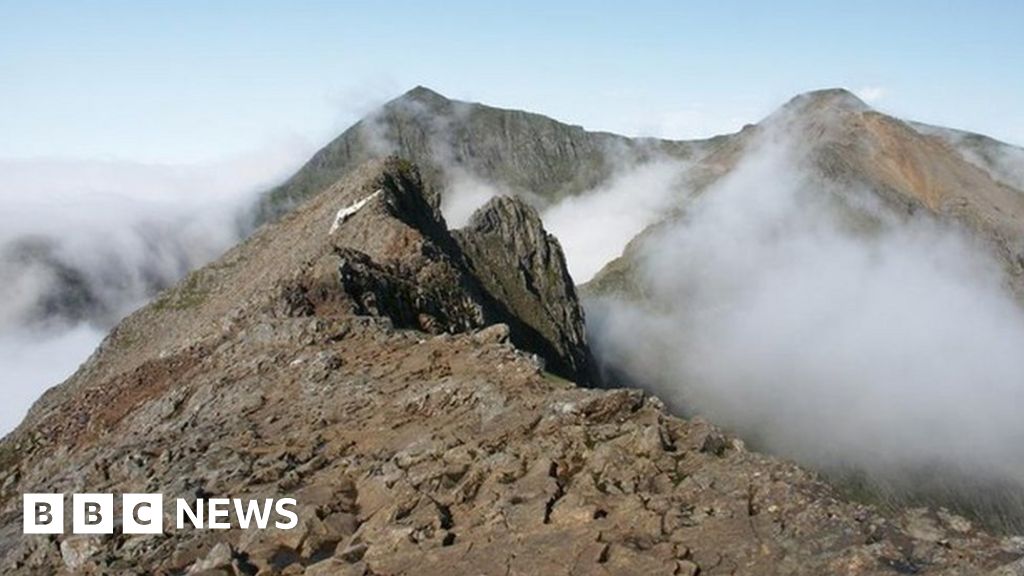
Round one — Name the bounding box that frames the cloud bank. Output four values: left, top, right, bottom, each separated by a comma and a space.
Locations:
541, 160, 685, 282
0, 142, 310, 434
359, 93, 691, 284
441, 160, 686, 282
586, 128, 1024, 529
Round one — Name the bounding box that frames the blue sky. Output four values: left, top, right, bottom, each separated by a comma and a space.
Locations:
2, 1, 1023, 163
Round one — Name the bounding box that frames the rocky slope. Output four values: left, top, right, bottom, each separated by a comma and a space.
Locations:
912, 122, 1024, 194
3, 158, 1024, 575
587, 88, 1024, 296
253, 86, 717, 224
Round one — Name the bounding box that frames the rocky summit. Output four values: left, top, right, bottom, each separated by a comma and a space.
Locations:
2, 157, 1024, 575
253, 86, 710, 224
586, 88, 1024, 298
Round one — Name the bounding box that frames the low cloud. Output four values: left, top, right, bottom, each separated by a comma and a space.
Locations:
586, 125, 1024, 529
0, 325, 105, 434
855, 85, 888, 104
542, 160, 685, 282
0, 141, 311, 435
441, 169, 504, 229
441, 159, 686, 283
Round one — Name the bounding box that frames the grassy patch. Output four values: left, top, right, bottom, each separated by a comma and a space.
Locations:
542, 371, 574, 387
152, 271, 210, 312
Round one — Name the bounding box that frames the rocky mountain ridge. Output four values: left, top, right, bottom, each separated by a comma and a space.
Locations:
253, 86, 717, 224
586, 88, 1024, 297
3, 158, 1024, 574
8, 86, 1024, 331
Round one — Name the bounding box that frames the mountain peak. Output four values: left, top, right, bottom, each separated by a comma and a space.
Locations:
780, 87, 870, 116
395, 85, 452, 107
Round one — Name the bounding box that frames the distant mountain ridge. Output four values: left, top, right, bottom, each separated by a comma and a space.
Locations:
587, 88, 1024, 296
254, 86, 722, 224
8, 86, 1024, 332
259, 85, 1024, 297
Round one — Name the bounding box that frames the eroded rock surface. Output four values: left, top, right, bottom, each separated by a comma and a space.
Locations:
456, 196, 593, 382
1, 158, 1022, 575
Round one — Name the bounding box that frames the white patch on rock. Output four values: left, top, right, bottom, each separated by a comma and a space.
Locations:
329, 189, 383, 234
552, 401, 577, 415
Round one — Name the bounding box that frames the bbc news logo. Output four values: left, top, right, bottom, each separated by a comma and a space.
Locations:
23, 493, 298, 534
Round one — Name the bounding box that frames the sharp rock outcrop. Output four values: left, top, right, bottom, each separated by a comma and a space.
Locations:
455, 196, 593, 383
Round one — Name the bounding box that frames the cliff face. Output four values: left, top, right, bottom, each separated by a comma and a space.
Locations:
254, 86, 712, 224
455, 196, 593, 383
2, 158, 1023, 575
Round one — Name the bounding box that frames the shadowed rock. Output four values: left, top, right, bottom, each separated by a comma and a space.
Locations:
456, 196, 593, 382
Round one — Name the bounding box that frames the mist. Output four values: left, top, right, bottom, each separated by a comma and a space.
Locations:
584, 127, 1024, 527
440, 169, 505, 229
441, 160, 685, 282
542, 161, 685, 282
0, 144, 310, 435
366, 98, 1024, 523
0, 325, 105, 433
360, 94, 691, 284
